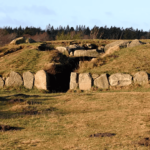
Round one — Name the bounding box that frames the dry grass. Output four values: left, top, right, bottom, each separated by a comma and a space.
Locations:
0, 91, 150, 149
77, 42, 150, 75
0, 43, 69, 77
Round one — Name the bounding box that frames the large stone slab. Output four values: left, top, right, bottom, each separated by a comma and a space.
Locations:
5, 71, 23, 87
34, 70, 50, 90
133, 71, 148, 85
74, 49, 100, 57
102, 40, 130, 58
56, 46, 69, 55
0, 77, 4, 88
70, 72, 78, 89
79, 73, 92, 90
104, 40, 130, 52
109, 73, 132, 86
23, 71, 34, 89
94, 74, 109, 89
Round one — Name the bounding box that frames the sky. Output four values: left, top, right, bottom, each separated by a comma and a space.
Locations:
0, 0, 150, 31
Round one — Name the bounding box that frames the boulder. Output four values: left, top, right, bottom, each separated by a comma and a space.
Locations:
0, 77, 4, 88
94, 74, 109, 89
102, 40, 130, 57
79, 73, 92, 90
34, 70, 50, 90
23, 71, 34, 89
104, 40, 130, 52
5, 71, 23, 87
127, 39, 145, 48
74, 49, 101, 57
133, 71, 148, 85
69, 72, 78, 89
56, 46, 69, 55
10, 37, 25, 45
109, 73, 132, 86
25, 38, 36, 43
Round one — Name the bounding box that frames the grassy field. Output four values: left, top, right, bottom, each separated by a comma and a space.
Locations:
1, 90, 150, 149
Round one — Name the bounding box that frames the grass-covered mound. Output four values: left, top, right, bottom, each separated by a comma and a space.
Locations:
0, 43, 69, 77
77, 42, 150, 75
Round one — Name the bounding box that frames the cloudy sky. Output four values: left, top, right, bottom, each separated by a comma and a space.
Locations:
0, 0, 150, 31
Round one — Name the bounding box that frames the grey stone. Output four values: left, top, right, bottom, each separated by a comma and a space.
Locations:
94, 74, 109, 89
23, 71, 34, 89
109, 73, 132, 86
56, 47, 69, 55
5, 71, 23, 87
104, 40, 130, 52
79, 73, 92, 90
102, 40, 130, 58
133, 71, 148, 85
70, 72, 78, 89
74, 49, 100, 57
34, 70, 50, 90
128, 39, 145, 48
0, 77, 4, 88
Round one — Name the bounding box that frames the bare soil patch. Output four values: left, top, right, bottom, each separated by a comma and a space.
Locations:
89, 132, 116, 138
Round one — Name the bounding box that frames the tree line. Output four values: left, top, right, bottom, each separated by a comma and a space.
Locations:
0, 24, 149, 46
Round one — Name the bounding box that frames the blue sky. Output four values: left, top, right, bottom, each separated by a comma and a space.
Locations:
0, 0, 150, 31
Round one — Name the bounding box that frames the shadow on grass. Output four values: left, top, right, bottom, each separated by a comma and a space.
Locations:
0, 93, 61, 102
0, 124, 24, 131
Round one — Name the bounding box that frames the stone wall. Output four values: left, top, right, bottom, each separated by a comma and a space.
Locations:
0, 70, 50, 90
69, 71, 149, 90
0, 70, 149, 91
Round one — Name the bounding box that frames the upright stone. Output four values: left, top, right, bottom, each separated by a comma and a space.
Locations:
94, 74, 109, 89
23, 71, 34, 89
79, 73, 92, 90
0, 77, 4, 88
70, 72, 78, 89
109, 73, 132, 86
34, 70, 50, 90
5, 71, 23, 87
133, 71, 148, 85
